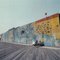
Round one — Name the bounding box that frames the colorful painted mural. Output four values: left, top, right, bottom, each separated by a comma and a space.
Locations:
32, 13, 60, 46
0, 13, 60, 46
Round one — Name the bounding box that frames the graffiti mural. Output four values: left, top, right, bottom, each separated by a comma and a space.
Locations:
32, 13, 60, 46
0, 13, 60, 46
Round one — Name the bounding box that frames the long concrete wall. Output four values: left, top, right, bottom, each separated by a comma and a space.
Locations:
1, 23, 36, 45
0, 23, 57, 46
1, 13, 60, 46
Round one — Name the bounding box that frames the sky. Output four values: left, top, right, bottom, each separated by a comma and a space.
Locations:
0, 0, 60, 34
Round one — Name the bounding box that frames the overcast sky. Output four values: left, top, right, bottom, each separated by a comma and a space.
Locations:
0, 0, 60, 34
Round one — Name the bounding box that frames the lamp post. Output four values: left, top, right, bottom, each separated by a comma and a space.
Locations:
44, 13, 47, 46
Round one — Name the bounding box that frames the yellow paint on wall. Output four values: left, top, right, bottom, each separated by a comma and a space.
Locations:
32, 14, 60, 40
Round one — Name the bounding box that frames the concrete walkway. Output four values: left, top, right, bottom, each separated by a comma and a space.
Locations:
0, 42, 60, 60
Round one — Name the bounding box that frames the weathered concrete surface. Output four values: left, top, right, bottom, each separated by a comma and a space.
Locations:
0, 42, 60, 60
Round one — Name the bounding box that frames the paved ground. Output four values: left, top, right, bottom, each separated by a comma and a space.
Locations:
0, 42, 60, 60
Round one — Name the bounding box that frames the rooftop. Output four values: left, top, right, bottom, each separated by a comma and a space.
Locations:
36, 13, 60, 23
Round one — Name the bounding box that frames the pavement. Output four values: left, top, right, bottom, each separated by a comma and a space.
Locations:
0, 42, 60, 60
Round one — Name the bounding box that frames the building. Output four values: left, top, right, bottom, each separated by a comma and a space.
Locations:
1, 13, 60, 46
32, 13, 60, 46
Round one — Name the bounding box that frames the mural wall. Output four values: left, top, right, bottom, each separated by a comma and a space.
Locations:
32, 13, 60, 46
1, 24, 36, 45
1, 13, 60, 46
